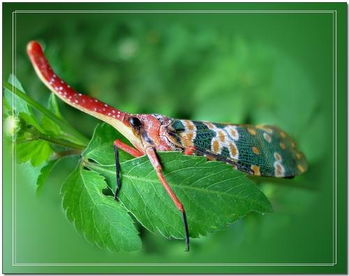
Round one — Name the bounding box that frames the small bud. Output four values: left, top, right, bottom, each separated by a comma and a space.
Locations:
4, 115, 20, 136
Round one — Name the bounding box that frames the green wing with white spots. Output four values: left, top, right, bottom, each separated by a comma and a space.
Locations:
167, 119, 308, 178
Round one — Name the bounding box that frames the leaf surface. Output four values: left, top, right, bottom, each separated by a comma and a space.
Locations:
84, 124, 272, 239
89, 153, 272, 239
84, 123, 134, 165
36, 159, 60, 191
41, 94, 64, 135
48, 94, 63, 119
16, 140, 53, 166
4, 74, 31, 115
61, 166, 141, 252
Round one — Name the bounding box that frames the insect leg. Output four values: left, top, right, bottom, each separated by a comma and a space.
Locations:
113, 140, 144, 200
114, 140, 144, 158
184, 146, 196, 155
145, 147, 190, 251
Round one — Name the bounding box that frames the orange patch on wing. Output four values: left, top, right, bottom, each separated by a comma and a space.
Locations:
297, 164, 305, 173
280, 131, 286, 138
228, 142, 238, 158
251, 165, 261, 176
291, 142, 296, 148
212, 140, 220, 153
252, 146, 260, 155
274, 152, 282, 161
247, 127, 257, 135
218, 130, 226, 142
257, 125, 273, 133
296, 152, 302, 159
204, 122, 216, 129
224, 125, 239, 140
183, 120, 195, 131
280, 142, 286, 150
181, 133, 194, 147
229, 129, 238, 138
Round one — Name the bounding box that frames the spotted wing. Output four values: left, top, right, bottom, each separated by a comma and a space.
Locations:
167, 119, 308, 178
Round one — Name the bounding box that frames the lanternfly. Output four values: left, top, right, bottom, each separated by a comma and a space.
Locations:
27, 41, 308, 251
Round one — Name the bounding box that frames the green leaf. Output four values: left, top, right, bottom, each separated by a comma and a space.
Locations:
16, 140, 53, 166
17, 162, 45, 190
48, 94, 63, 119
3, 76, 46, 136
41, 94, 65, 135
84, 123, 134, 165
82, 123, 271, 241
19, 112, 45, 134
36, 155, 81, 193
61, 166, 141, 252
4, 74, 31, 115
87, 152, 272, 239
36, 159, 60, 191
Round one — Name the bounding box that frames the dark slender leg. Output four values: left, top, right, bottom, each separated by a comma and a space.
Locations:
112, 139, 144, 200
181, 210, 190, 251
146, 147, 190, 251
113, 144, 122, 200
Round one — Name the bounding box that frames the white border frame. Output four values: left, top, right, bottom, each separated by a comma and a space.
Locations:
10, 9, 338, 268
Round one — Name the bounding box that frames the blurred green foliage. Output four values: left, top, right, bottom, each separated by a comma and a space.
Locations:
4, 9, 335, 268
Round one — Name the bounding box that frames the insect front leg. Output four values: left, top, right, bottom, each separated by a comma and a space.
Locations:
145, 147, 190, 251
184, 146, 196, 155
113, 140, 144, 200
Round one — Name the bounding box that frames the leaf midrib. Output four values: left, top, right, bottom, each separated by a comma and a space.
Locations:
88, 163, 263, 205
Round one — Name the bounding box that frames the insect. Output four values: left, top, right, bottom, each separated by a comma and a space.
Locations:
27, 41, 308, 251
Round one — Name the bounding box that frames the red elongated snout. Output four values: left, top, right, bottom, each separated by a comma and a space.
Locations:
27, 41, 145, 151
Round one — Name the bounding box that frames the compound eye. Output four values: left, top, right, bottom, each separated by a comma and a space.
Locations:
129, 117, 142, 128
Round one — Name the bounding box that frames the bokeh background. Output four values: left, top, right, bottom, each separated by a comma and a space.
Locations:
3, 3, 346, 274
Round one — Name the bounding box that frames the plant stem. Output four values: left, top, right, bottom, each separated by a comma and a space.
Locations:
38, 134, 85, 150
54, 149, 82, 158
83, 159, 115, 172
3, 81, 89, 146
17, 134, 85, 150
